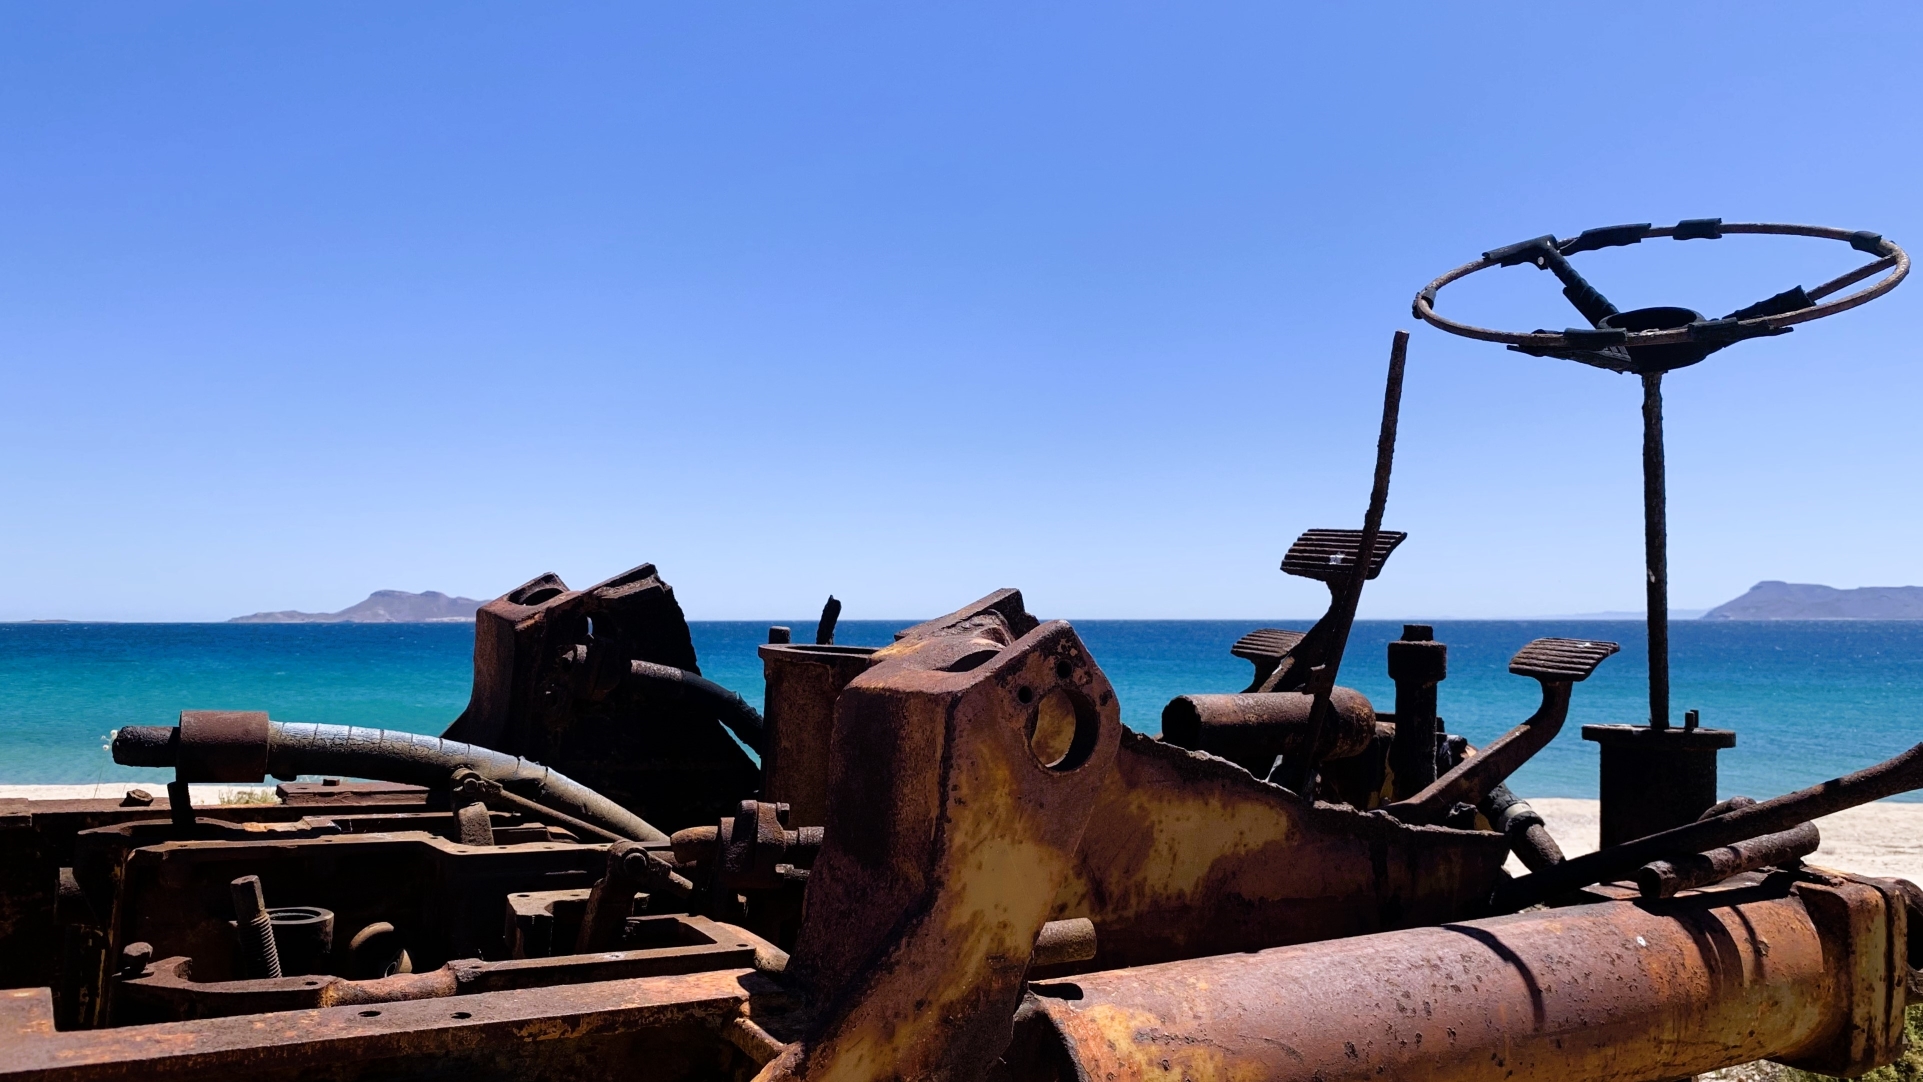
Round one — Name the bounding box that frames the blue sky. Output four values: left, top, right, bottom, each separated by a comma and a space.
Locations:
2, 3, 1918, 621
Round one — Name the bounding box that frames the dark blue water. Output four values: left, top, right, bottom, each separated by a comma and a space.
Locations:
2, 620, 1919, 802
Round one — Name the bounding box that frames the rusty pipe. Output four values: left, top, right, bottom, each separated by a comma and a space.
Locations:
1160, 688, 1376, 777
1021, 875, 1915, 1082
1483, 783, 1566, 872
625, 660, 766, 754
1637, 821, 1820, 899
1498, 738, 1923, 910
115, 712, 669, 845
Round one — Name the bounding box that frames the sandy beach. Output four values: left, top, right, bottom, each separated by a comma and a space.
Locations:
0, 782, 278, 805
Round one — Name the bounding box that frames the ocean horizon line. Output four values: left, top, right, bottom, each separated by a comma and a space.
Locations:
17, 613, 1923, 626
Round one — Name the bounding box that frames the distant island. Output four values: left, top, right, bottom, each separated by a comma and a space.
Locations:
230, 590, 487, 624
1702, 581, 1923, 620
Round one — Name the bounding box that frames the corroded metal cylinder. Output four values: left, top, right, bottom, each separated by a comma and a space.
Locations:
1583, 723, 1736, 846
1160, 688, 1375, 777
1386, 626, 1446, 797
758, 643, 876, 828
1637, 821, 1820, 899
1025, 875, 1915, 1082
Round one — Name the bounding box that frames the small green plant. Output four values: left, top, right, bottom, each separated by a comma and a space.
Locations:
217, 787, 279, 806
1781, 1005, 1923, 1082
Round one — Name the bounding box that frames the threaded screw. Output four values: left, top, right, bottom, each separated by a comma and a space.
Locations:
230, 875, 282, 979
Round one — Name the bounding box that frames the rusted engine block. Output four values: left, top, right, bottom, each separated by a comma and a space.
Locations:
0, 570, 1918, 1082
443, 563, 763, 834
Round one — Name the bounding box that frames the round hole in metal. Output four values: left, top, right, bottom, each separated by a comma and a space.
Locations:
1027, 687, 1097, 772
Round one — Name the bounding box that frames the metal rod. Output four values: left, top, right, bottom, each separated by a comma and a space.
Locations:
1808, 255, 1896, 302
1636, 821, 1820, 899
1326, 330, 1408, 684
816, 596, 842, 645
1279, 331, 1407, 796
453, 768, 631, 845
1641, 371, 1669, 730
1494, 738, 1923, 910
166, 778, 195, 831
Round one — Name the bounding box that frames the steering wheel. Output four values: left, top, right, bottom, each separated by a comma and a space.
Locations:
1411, 220, 1908, 373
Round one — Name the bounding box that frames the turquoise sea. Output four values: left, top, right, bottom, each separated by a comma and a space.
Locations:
2, 620, 1919, 803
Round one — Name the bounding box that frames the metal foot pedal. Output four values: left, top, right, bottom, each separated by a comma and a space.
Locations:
1507, 637, 1619, 682
1229, 628, 1307, 690
1281, 528, 1408, 583
1242, 528, 1408, 693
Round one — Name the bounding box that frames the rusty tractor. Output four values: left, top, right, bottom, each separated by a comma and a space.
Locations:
0, 220, 1916, 1082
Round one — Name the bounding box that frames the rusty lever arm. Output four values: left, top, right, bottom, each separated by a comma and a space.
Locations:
1386, 683, 1570, 824
1276, 330, 1406, 796
1385, 637, 1617, 825
1497, 737, 1923, 911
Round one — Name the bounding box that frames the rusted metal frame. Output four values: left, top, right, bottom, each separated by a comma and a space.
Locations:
102, 829, 616, 1001
0, 791, 438, 869
665, 801, 821, 948
1388, 682, 1571, 823
767, 603, 1119, 1082
1413, 222, 1909, 349
451, 768, 629, 845
1051, 729, 1510, 972
0, 967, 761, 1082
114, 915, 764, 1020
1637, 821, 1820, 899
0, 795, 455, 1019
1276, 330, 1407, 797
575, 842, 695, 952
1497, 738, 1923, 910
1020, 873, 1916, 1082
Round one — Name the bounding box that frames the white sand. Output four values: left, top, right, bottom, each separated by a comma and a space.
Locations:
0, 782, 276, 804
1511, 796, 1923, 885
